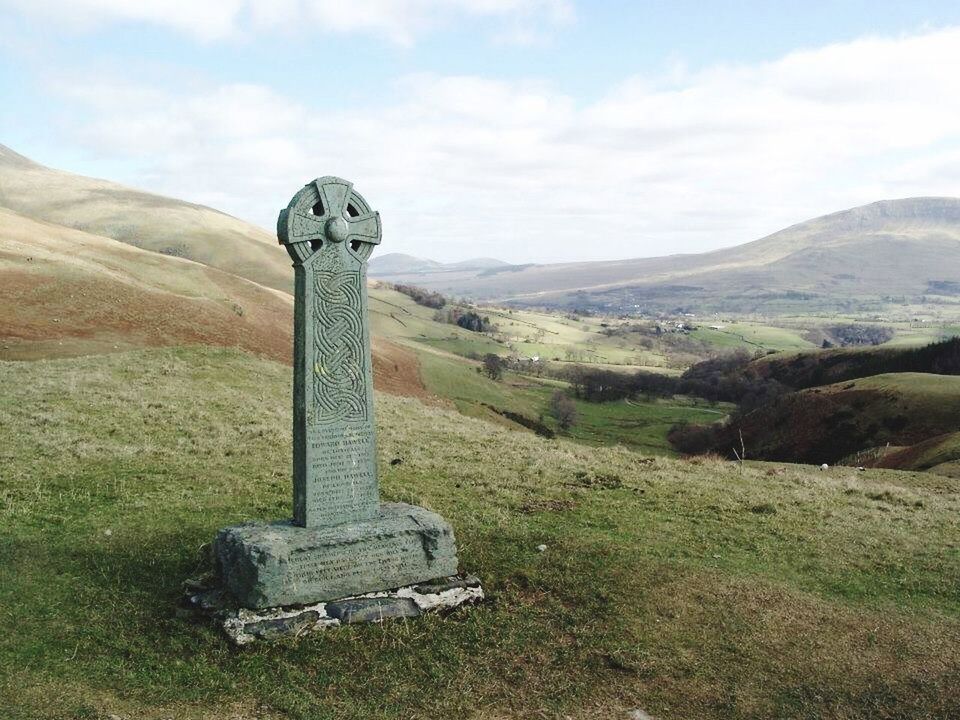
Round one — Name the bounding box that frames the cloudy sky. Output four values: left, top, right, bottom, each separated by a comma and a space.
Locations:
3, 1, 960, 263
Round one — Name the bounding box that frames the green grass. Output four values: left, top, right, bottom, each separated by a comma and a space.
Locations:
369, 286, 676, 370
2, 346, 958, 720
371, 286, 712, 453
560, 397, 730, 455
416, 348, 544, 422
876, 432, 960, 477
854, 371, 960, 398
415, 349, 723, 455
691, 323, 814, 352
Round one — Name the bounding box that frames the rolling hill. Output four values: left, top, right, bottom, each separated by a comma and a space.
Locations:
1, 147, 958, 718
752, 338, 960, 390
870, 431, 960, 478
373, 197, 960, 313
0, 144, 291, 292
705, 372, 960, 466
0, 206, 293, 362
6, 144, 960, 315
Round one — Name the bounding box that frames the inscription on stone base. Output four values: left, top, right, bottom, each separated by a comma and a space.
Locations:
214, 503, 458, 609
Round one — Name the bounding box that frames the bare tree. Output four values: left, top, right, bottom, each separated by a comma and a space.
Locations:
549, 390, 578, 432
482, 353, 504, 381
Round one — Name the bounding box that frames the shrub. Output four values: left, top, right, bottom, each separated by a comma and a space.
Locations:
391, 283, 447, 309
482, 354, 504, 380
549, 390, 578, 431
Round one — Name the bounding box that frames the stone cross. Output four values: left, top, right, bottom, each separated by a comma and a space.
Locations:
213, 176, 458, 611
277, 177, 382, 528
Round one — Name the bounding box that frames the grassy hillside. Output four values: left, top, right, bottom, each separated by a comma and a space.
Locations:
749, 337, 960, 390
0, 215, 716, 454
0, 207, 293, 362
869, 432, 960, 478
690, 323, 813, 352
0, 144, 291, 292
1, 346, 958, 719
721, 373, 960, 465
369, 283, 677, 369
369, 284, 726, 453
414, 348, 724, 454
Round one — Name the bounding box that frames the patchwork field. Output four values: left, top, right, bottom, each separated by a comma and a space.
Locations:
415, 348, 726, 455
1, 347, 958, 719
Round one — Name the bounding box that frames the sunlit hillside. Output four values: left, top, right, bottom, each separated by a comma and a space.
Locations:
1, 346, 957, 719
0, 144, 291, 292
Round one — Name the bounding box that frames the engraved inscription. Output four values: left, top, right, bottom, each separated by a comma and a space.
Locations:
302, 428, 377, 524
285, 534, 426, 591
279, 177, 384, 529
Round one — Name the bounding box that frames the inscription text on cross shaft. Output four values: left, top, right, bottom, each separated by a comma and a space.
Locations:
278, 177, 382, 528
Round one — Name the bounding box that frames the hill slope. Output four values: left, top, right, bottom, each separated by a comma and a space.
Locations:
383, 197, 960, 313
0, 144, 291, 292
872, 431, 960, 478
1, 346, 958, 719
718, 373, 960, 465
752, 338, 960, 390
0, 206, 293, 361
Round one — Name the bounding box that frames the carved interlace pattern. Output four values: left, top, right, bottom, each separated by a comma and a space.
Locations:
311, 250, 367, 425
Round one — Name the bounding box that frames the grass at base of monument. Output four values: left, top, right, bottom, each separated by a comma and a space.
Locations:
1, 346, 959, 720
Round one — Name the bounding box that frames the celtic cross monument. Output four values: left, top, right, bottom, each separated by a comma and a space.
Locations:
282, 177, 381, 528
213, 177, 460, 611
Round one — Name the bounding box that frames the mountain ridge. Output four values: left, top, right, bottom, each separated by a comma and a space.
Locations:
372, 196, 960, 312
369, 252, 511, 276
3, 144, 959, 314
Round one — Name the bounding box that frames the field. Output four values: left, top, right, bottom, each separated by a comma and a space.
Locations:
690, 323, 813, 352
1, 346, 958, 719
414, 349, 726, 455
370, 286, 677, 369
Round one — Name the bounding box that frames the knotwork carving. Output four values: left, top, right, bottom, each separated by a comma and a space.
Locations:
277, 177, 382, 427
311, 254, 367, 424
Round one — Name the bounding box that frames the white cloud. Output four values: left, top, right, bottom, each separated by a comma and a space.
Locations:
50, 26, 960, 262
0, 0, 573, 43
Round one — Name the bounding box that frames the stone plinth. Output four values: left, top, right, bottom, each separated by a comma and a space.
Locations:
214, 503, 458, 609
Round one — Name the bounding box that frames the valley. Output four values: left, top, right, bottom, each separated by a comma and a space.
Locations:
1, 144, 959, 719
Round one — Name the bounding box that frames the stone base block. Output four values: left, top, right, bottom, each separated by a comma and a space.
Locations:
213, 502, 458, 609
182, 574, 484, 645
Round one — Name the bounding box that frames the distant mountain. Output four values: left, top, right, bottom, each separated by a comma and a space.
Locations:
446, 257, 512, 271
381, 197, 960, 313
369, 252, 512, 277
0, 144, 290, 292
368, 253, 445, 275
5, 143, 960, 316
